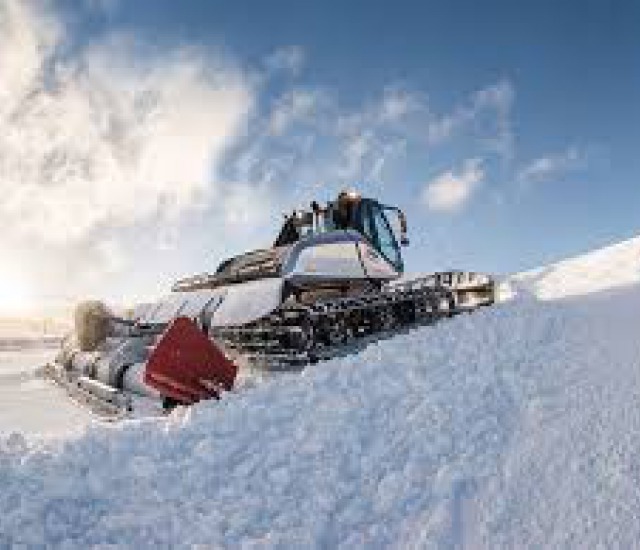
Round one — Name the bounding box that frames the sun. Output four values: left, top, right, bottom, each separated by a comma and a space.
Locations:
0, 268, 34, 315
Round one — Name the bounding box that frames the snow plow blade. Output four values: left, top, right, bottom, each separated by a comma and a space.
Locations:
144, 317, 238, 405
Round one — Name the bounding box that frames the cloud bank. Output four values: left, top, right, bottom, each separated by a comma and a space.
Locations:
0, 1, 252, 246
0, 0, 256, 308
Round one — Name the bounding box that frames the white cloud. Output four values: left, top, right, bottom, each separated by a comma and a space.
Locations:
264, 45, 305, 76
378, 87, 422, 123
422, 159, 484, 213
0, 0, 254, 306
1, 35, 251, 244
517, 146, 586, 185
426, 80, 514, 161
268, 88, 323, 135
472, 80, 514, 161
0, 0, 62, 110
337, 131, 372, 180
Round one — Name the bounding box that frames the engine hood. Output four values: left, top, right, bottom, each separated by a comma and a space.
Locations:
172, 246, 291, 292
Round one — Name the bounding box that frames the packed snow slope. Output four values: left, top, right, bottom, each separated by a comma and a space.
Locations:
1, 236, 639, 548
510, 234, 640, 300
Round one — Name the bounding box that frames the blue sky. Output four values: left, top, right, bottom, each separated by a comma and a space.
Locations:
0, 0, 638, 313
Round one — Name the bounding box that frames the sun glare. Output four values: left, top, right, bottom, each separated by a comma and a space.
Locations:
0, 269, 33, 315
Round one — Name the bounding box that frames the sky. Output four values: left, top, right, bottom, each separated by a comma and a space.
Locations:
0, 0, 638, 315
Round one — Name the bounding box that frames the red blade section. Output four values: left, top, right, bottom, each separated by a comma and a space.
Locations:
144, 316, 238, 405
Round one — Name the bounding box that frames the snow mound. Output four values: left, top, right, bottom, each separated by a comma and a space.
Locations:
511, 235, 640, 301
1, 237, 640, 547
2, 283, 640, 547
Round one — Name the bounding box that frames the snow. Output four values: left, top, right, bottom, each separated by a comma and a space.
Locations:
510, 234, 640, 301
0, 347, 92, 437
1, 236, 639, 547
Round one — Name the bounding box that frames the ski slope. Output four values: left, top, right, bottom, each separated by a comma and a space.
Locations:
0, 236, 639, 547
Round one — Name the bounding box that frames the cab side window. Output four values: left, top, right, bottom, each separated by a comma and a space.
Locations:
370, 204, 403, 271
